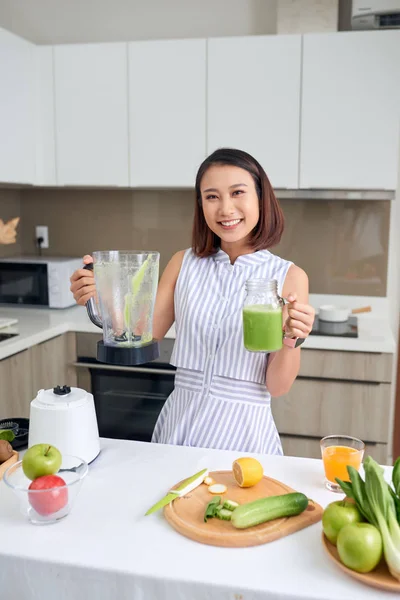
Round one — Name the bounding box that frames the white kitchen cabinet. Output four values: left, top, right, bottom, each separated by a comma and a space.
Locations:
300, 30, 400, 190
128, 39, 206, 187
34, 46, 56, 186
54, 43, 129, 186
0, 28, 35, 184
207, 35, 302, 189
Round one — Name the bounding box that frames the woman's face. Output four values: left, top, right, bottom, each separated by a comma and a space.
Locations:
200, 165, 260, 247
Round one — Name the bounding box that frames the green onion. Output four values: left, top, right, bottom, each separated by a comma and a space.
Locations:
204, 496, 221, 522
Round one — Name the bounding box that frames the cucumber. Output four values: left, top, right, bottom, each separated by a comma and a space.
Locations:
216, 508, 232, 521
231, 493, 309, 530
223, 499, 240, 511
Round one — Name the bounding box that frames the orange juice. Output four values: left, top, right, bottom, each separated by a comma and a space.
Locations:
322, 445, 362, 483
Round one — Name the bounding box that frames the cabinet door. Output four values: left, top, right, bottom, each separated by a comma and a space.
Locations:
300, 30, 400, 190
207, 35, 302, 189
272, 378, 391, 443
0, 28, 35, 184
0, 350, 33, 419
30, 334, 77, 394
128, 39, 206, 187
34, 46, 56, 186
54, 43, 129, 186
299, 349, 392, 383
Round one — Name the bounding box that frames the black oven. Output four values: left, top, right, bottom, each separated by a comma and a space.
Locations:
74, 336, 175, 442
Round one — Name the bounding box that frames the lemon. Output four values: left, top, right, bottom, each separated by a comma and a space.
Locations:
233, 457, 264, 488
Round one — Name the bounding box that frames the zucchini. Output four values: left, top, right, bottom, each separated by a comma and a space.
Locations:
223, 499, 240, 511
231, 493, 309, 530
216, 508, 232, 521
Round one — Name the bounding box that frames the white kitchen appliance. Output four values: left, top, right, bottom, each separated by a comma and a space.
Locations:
351, 0, 400, 29
28, 385, 101, 463
0, 256, 82, 308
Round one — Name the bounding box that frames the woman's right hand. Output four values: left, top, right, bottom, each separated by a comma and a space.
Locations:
69, 255, 96, 305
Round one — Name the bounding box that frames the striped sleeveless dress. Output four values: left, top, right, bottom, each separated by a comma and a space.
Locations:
151, 248, 293, 455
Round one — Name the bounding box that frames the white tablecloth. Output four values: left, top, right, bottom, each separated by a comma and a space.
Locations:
0, 438, 397, 600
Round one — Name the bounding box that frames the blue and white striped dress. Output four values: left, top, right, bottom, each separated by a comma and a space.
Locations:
152, 248, 293, 455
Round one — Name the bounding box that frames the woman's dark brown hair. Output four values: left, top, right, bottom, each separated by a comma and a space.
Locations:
192, 148, 284, 257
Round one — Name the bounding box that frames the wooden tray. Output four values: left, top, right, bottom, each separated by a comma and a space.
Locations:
164, 470, 323, 547
0, 450, 19, 481
322, 533, 400, 592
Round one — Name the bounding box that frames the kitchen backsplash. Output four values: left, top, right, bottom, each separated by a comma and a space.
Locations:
0, 189, 22, 257
0, 188, 390, 296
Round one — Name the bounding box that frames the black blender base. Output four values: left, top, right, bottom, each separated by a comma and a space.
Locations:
96, 340, 160, 366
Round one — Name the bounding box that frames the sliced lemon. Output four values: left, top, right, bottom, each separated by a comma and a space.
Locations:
233, 457, 264, 488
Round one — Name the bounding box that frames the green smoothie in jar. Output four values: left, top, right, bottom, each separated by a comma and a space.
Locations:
242, 279, 283, 353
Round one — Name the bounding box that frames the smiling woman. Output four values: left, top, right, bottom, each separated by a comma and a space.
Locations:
193, 149, 284, 262
70, 147, 315, 455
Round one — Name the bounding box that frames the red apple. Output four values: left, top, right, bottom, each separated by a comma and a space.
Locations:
28, 475, 68, 516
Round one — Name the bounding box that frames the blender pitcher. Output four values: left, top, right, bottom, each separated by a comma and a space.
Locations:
84, 251, 160, 365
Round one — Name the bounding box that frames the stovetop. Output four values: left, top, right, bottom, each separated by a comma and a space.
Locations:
0, 332, 18, 342
310, 315, 358, 338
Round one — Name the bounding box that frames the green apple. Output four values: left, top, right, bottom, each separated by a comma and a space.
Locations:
337, 523, 383, 573
322, 499, 363, 545
22, 444, 62, 481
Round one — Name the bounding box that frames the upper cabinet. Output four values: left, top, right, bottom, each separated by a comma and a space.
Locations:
207, 35, 302, 189
128, 39, 206, 187
1, 29, 399, 191
53, 43, 129, 186
0, 28, 35, 184
34, 46, 56, 186
300, 31, 400, 190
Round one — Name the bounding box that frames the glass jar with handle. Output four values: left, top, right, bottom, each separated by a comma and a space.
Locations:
242, 279, 284, 352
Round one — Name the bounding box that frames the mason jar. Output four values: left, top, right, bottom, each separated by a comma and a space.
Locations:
242, 279, 284, 352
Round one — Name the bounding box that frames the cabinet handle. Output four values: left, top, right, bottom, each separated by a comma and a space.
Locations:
72, 362, 176, 376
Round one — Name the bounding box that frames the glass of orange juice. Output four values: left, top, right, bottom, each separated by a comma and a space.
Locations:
320, 435, 365, 492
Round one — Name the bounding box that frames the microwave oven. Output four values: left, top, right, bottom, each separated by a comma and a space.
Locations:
0, 256, 82, 308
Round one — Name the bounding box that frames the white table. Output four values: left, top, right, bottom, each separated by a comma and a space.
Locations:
0, 439, 397, 600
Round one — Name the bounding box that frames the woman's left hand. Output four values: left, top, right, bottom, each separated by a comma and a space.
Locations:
283, 293, 315, 339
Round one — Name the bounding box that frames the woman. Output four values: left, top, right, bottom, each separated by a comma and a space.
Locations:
70, 148, 315, 455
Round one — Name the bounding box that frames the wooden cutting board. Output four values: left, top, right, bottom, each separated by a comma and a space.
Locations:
164, 470, 323, 547
0, 450, 19, 481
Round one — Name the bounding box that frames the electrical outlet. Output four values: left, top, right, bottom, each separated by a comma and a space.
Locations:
35, 226, 49, 249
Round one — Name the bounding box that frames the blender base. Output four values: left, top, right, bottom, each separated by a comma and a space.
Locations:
97, 340, 160, 366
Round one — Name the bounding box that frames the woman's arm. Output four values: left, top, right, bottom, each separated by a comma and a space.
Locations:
152, 250, 185, 340
265, 265, 315, 397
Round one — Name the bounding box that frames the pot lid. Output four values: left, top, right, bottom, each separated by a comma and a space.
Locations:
34, 385, 90, 408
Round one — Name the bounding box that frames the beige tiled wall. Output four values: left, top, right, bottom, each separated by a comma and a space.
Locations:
273, 199, 390, 297
0, 189, 22, 258
16, 189, 194, 274
1, 188, 390, 296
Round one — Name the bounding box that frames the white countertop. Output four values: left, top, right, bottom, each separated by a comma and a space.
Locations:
0, 305, 177, 360
0, 293, 396, 361
0, 438, 395, 600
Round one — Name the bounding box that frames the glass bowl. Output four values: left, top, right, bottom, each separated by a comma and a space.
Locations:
3, 454, 88, 525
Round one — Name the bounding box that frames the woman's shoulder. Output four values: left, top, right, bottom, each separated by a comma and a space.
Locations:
164, 248, 199, 277
285, 263, 308, 285
165, 249, 187, 273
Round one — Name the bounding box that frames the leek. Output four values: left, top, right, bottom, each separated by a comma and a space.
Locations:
337, 456, 400, 581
